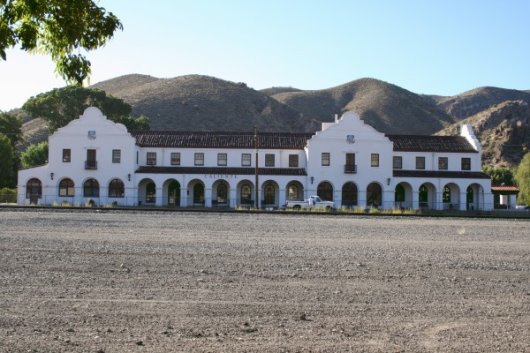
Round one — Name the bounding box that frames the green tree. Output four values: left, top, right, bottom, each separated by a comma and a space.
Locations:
20, 141, 48, 168
0, 133, 15, 187
0, 111, 22, 146
22, 86, 148, 132
482, 165, 515, 186
116, 115, 150, 131
515, 153, 530, 204
0, 0, 122, 84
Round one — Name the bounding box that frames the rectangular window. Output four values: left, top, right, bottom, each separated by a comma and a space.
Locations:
112, 149, 121, 163
371, 153, 379, 167
321, 152, 330, 166
62, 149, 71, 163
393, 156, 402, 169
438, 157, 448, 170
170, 152, 181, 166
146, 152, 157, 166
265, 154, 275, 167
345, 153, 356, 173
461, 157, 471, 171
85, 149, 97, 169
217, 153, 227, 166
241, 153, 251, 166
416, 156, 425, 170
194, 152, 204, 166
289, 154, 299, 168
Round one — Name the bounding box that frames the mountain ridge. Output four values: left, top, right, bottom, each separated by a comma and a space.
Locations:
19, 74, 530, 167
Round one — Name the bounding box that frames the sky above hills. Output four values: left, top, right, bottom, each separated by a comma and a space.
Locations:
1, 0, 529, 111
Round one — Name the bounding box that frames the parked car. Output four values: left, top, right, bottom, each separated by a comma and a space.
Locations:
285, 196, 335, 211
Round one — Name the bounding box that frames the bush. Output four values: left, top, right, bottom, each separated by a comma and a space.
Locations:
0, 188, 17, 203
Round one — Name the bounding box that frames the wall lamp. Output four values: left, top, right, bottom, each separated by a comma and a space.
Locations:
128, 173, 131, 182
310, 176, 314, 184
387, 178, 391, 186
50, 172, 54, 180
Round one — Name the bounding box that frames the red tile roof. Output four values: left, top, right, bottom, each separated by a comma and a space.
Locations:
491, 185, 519, 192
133, 131, 314, 150
387, 135, 478, 153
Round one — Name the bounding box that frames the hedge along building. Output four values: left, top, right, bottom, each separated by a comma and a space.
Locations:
17, 107, 493, 210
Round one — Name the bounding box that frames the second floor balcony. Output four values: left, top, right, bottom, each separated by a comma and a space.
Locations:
85, 160, 98, 170
344, 164, 357, 173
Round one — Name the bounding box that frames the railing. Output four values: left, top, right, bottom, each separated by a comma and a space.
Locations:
344, 164, 357, 173
85, 160, 97, 170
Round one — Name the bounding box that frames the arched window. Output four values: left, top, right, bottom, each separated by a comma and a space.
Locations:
366, 183, 382, 207
317, 182, 333, 201
83, 178, 99, 197
342, 182, 357, 206
26, 178, 42, 199
240, 183, 252, 204
108, 179, 125, 198
59, 178, 75, 197
287, 181, 303, 201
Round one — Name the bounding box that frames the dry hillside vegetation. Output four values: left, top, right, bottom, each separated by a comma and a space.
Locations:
92, 74, 311, 132
271, 78, 455, 135
18, 74, 530, 165
436, 100, 530, 167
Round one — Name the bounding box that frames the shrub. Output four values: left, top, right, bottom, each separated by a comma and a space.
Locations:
0, 188, 16, 203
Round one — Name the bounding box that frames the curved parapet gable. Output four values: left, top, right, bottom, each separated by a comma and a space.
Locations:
309, 111, 391, 146
51, 107, 130, 138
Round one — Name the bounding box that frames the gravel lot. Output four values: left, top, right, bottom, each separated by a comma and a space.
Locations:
0, 209, 529, 353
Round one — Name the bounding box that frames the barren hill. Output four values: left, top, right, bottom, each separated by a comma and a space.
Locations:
92, 75, 313, 132
435, 86, 530, 120
270, 78, 455, 135
436, 100, 530, 167
19, 74, 530, 168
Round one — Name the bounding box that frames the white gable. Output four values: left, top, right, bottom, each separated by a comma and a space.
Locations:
51, 107, 129, 138
308, 111, 390, 146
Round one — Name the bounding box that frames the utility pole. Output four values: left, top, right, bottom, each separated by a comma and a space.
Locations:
254, 127, 259, 209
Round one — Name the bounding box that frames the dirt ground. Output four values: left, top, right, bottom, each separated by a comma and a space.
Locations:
0, 209, 529, 353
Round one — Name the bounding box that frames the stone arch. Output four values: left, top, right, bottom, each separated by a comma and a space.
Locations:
138, 178, 156, 205
366, 182, 382, 207
395, 182, 413, 208
83, 178, 100, 198
419, 182, 437, 209
26, 178, 42, 204
163, 179, 181, 206
317, 181, 334, 201
237, 180, 254, 206
443, 183, 460, 210
466, 183, 484, 210
188, 179, 205, 206
286, 180, 304, 201
341, 182, 358, 207
212, 179, 230, 207
108, 178, 125, 198
262, 180, 279, 208
58, 178, 75, 197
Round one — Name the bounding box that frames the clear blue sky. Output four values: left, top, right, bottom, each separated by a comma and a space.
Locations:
1, 0, 529, 111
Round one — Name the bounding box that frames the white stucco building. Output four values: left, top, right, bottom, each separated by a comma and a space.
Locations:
18, 107, 493, 210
